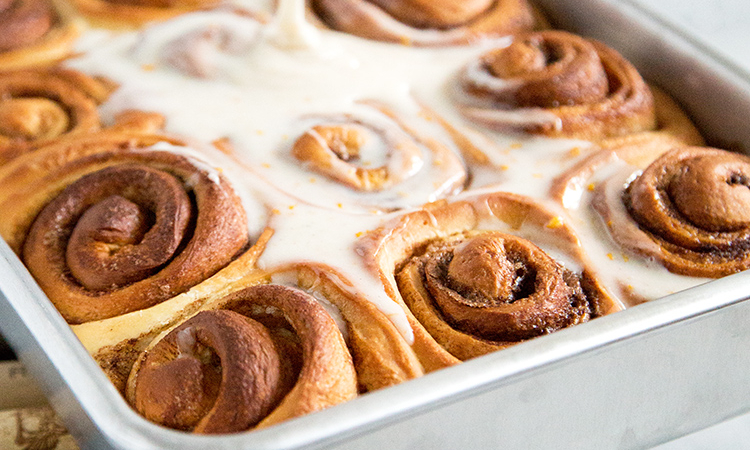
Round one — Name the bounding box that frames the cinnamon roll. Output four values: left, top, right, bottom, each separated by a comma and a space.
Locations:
311, 0, 538, 46
268, 102, 467, 212
0, 133, 251, 323
0, 67, 112, 163
454, 30, 657, 140
129, 9, 263, 79
595, 146, 750, 278
358, 191, 618, 369
127, 284, 358, 433
0, 0, 80, 70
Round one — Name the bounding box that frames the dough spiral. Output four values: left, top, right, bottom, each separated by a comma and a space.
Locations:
607, 146, 750, 277
0, 134, 250, 323
359, 191, 618, 369
455, 30, 656, 140
128, 284, 358, 433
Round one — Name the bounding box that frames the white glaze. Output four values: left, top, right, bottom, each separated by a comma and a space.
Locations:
63, 0, 710, 340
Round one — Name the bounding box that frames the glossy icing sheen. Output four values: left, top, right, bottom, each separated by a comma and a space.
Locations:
65, 0, 708, 341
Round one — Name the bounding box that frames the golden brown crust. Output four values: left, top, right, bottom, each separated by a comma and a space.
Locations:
0, 0, 81, 70
0, 132, 251, 323
455, 30, 656, 140
128, 284, 358, 433
596, 86, 704, 149
267, 263, 424, 392
0, 0, 54, 52
311, 0, 537, 46
131, 309, 290, 433
358, 191, 619, 368
75, 229, 272, 392
0, 68, 114, 163
604, 146, 750, 277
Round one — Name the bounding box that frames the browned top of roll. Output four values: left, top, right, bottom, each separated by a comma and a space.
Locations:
131, 309, 290, 433
128, 284, 358, 433
456, 30, 656, 140
19, 149, 249, 323
358, 190, 618, 367
616, 146, 750, 277
0, 68, 108, 163
0, 0, 54, 53
311, 0, 537, 46
405, 231, 592, 343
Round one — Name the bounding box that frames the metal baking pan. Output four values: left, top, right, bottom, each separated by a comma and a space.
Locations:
2, 0, 750, 448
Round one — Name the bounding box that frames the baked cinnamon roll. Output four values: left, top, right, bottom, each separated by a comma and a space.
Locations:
0, 68, 112, 163
0, 133, 252, 323
127, 284, 358, 433
129, 9, 264, 79
358, 191, 618, 369
0, 0, 80, 70
268, 102, 467, 212
454, 30, 657, 140
311, 0, 538, 46
595, 146, 750, 278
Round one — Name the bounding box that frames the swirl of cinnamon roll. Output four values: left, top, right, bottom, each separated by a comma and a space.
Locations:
262, 264, 424, 392
311, 0, 537, 46
0, 136, 249, 324
127, 284, 357, 433
0, 0, 80, 70
358, 191, 617, 369
455, 30, 656, 140
597, 146, 750, 278
0, 68, 111, 163
280, 103, 466, 212
131, 10, 263, 80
